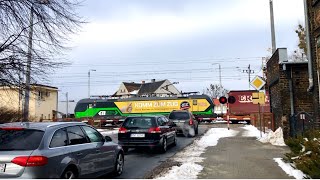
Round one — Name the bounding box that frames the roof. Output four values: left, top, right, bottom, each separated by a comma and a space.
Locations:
280, 61, 308, 65
0, 122, 85, 131
138, 80, 166, 95
0, 83, 58, 90
123, 82, 141, 93
31, 84, 58, 90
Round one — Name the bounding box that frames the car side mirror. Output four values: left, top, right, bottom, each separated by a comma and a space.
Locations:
105, 136, 112, 142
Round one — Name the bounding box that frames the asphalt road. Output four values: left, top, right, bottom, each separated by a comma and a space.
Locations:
102, 124, 210, 179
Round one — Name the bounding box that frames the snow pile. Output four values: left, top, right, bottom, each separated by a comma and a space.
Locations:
274, 158, 307, 179
156, 163, 203, 180
241, 125, 267, 138
259, 127, 286, 146
155, 128, 238, 179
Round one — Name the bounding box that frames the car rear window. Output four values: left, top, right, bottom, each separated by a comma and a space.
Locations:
0, 129, 44, 151
123, 117, 156, 128
169, 112, 190, 120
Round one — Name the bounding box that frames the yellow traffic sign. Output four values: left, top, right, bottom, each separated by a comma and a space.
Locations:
252, 92, 265, 105
250, 76, 266, 90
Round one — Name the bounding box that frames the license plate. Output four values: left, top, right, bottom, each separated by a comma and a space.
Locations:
0, 164, 6, 173
131, 134, 145, 138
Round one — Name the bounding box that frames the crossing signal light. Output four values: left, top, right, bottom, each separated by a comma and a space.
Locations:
219, 96, 227, 104
219, 96, 236, 104
228, 96, 236, 104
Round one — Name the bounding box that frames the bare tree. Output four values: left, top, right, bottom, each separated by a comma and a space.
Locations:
290, 23, 307, 62
0, 0, 83, 89
204, 84, 228, 99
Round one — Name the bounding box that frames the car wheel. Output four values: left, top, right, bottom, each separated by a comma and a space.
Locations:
160, 138, 167, 153
112, 153, 124, 176
173, 136, 177, 146
195, 126, 199, 135
122, 147, 128, 153
61, 167, 77, 179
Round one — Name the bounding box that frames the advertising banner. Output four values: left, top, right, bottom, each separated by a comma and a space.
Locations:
114, 99, 210, 113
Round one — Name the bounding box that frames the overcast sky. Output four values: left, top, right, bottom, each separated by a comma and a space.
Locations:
50, 0, 305, 113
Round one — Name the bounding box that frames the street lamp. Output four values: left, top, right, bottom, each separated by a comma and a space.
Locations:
88, 69, 96, 98
23, 0, 50, 122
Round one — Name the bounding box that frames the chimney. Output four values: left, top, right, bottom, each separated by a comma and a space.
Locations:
151, 79, 155, 83
142, 80, 145, 84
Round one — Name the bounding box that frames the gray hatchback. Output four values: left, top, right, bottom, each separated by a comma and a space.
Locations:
0, 122, 124, 179
168, 110, 199, 137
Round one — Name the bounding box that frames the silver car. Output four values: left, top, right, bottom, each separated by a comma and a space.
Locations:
168, 110, 199, 137
0, 122, 124, 178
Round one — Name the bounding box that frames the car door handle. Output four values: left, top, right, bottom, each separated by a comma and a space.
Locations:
76, 153, 83, 156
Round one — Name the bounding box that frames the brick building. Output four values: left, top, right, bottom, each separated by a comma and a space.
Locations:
307, 0, 320, 122
267, 48, 314, 138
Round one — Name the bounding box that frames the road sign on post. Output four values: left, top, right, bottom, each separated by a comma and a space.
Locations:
250, 76, 266, 90
252, 92, 265, 105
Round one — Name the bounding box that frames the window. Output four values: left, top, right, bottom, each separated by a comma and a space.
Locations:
0, 129, 44, 150
66, 126, 89, 145
123, 117, 156, 128
50, 129, 68, 148
157, 117, 166, 126
169, 112, 190, 120
81, 126, 103, 143
161, 117, 168, 123
38, 91, 45, 100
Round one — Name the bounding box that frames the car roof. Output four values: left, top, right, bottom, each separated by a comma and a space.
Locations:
170, 110, 190, 113
126, 115, 164, 118
0, 122, 86, 131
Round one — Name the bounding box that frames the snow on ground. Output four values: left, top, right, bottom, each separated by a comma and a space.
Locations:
155, 128, 238, 179
241, 125, 267, 138
97, 128, 119, 136
241, 125, 286, 146
259, 127, 286, 146
274, 158, 307, 179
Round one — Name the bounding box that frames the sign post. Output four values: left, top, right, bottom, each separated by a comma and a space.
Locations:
251, 76, 266, 137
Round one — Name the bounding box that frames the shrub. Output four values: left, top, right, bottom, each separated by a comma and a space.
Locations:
285, 129, 320, 179
0, 107, 22, 123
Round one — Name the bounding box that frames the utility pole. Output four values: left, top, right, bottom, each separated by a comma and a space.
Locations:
66, 92, 68, 118
88, 69, 96, 98
60, 92, 75, 118
23, 7, 34, 122
212, 63, 222, 96
242, 64, 254, 90
269, 0, 276, 54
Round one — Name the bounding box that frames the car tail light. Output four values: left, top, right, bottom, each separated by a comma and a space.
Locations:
0, 127, 24, 130
119, 127, 127, 133
148, 127, 161, 133
11, 156, 48, 167
189, 119, 194, 125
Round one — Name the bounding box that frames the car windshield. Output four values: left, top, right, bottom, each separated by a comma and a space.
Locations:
123, 117, 156, 128
0, 129, 44, 151
169, 112, 190, 120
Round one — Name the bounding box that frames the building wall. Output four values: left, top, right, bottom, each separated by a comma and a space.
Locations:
267, 49, 284, 131
0, 86, 58, 121
154, 80, 180, 96
33, 88, 58, 120
115, 83, 129, 96
267, 49, 315, 137
308, 0, 320, 123
0, 88, 22, 113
